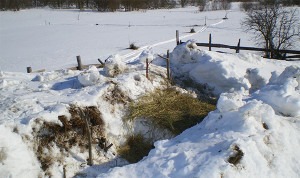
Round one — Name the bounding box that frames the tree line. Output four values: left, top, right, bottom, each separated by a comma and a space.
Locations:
0, 0, 245, 11
0, 0, 178, 11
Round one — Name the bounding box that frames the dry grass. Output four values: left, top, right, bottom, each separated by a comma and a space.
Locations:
126, 88, 216, 135
118, 134, 154, 163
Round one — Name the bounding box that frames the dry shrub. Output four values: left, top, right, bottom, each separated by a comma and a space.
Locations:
129, 43, 139, 50
126, 88, 216, 135
118, 134, 154, 163
34, 105, 105, 172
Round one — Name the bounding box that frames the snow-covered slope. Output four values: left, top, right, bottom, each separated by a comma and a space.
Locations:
1, 41, 300, 177
95, 42, 300, 178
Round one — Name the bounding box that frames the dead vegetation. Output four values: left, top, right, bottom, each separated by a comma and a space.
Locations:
104, 81, 132, 105
228, 145, 244, 166
129, 43, 139, 50
126, 88, 216, 135
33, 105, 105, 174
118, 134, 154, 163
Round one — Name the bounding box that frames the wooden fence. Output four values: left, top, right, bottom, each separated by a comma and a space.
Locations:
176, 32, 300, 60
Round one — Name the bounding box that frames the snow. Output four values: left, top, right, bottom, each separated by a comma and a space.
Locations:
1, 3, 300, 178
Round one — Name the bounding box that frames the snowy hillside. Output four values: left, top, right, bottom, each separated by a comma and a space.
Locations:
1, 3, 300, 178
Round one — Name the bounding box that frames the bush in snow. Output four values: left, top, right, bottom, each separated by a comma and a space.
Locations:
78, 66, 104, 86
104, 55, 127, 77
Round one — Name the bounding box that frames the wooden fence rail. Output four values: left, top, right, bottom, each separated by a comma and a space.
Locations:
193, 42, 300, 55
176, 31, 300, 59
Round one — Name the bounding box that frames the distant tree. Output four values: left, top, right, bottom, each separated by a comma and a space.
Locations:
197, 0, 206, 11
220, 0, 231, 10
180, 0, 189, 7
242, 1, 300, 59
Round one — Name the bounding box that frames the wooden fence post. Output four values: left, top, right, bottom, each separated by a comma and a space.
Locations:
166, 50, 170, 81
79, 107, 93, 166
209, 33, 212, 51
27, 67, 32, 73
146, 58, 149, 79
236, 39, 241, 53
77, 56, 83, 70
176, 30, 179, 45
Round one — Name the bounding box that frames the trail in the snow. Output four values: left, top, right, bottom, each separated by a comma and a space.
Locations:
122, 19, 224, 62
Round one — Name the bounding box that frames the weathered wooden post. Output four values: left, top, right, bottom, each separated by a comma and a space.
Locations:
209, 33, 212, 51
236, 39, 241, 53
205, 16, 207, 26
166, 50, 170, 81
146, 58, 149, 79
77, 56, 83, 70
27, 67, 32, 73
79, 107, 93, 166
63, 166, 66, 178
176, 30, 179, 45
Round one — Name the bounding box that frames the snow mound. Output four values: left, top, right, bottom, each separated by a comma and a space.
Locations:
104, 54, 127, 77
138, 48, 154, 64
78, 66, 105, 87
170, 41, 291, 95
0, 125, 41, 178
97, 98, 300, 178
253, 65, 300, 117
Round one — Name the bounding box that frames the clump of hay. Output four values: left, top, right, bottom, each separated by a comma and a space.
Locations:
126, 88, 216, 135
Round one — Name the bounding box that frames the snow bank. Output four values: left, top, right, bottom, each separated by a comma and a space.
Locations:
253, 65, 300, 117
95, 44, 300, 178
0, 125, 41, 178
97, 98, 300, 178
170, 41, 286, 95
78, 66, 106, 87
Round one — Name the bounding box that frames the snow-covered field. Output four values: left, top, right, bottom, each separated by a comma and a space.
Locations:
1, 3, 300, 178
0, 4, 255, 73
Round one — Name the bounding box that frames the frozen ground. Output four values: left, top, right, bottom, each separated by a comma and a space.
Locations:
1, 3, 300, 178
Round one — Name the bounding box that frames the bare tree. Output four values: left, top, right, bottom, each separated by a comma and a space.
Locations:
242, 2, 299, 59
